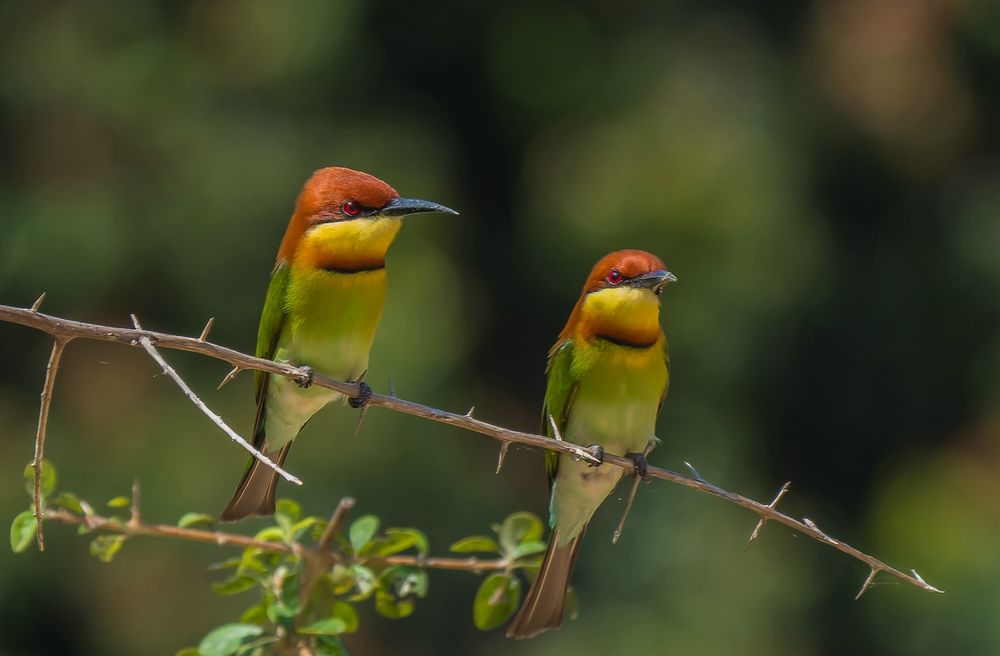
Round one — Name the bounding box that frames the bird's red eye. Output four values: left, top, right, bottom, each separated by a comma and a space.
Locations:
342, 201, 360, 217
607, 269, 623, 285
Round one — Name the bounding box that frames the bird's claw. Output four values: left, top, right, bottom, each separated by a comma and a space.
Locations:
626, 452, 651, 482
296, 366, 314, 389
587, 443, 605, 467
349, 381, 372, 409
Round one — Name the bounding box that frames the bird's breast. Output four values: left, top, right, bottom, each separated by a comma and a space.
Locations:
284, 265, 390, 379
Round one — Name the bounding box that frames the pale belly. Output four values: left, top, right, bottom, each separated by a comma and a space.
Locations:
262, 268, 387, 450
550, 346, 665, 543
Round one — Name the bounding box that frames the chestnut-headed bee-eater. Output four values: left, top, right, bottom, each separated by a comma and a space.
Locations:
220, 167, 457, 521
506, 249, 676, 638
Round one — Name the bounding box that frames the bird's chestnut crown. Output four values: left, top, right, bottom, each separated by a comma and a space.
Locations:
583, 249, 674, 295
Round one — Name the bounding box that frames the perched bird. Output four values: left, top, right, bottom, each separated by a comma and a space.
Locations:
506, 249, 676, 639
220, 167, 457, 521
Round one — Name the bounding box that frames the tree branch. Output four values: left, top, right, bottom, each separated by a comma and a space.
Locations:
42, 506, 509, 573
0, 302, 943, 596
128, 314, 301, 485
32, 336, 69, 551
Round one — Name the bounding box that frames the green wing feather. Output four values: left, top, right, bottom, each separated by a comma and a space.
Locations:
249, 262, 290, 447
541, 340, 579, 489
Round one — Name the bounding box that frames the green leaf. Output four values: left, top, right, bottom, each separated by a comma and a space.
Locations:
253, 526, 286, 543
298, 617, 348, 636
275, 498, 301, 523
178, 513, 215, 528
375, 590, 415, 619
10, 510, 37, 553
290, 516, 322, 541
175, 649, 201, 656
23, 461, 57, 499
511, 540, 547, 560
381, 566, 428, 598
89, 535, 126, 563
239, 603, 267, 625
473, 573, 521, 630
212, 575, 258, 596
498, 512, 543, 553
362, 531, 422, 557
348, 564, 377, 600
386, 527, 428, 556
314, 636, 350, 656
50, 492, 83, 514
331, 601, 359, 634
197, 623, 263, 656
349, 515, 378, 553
107, 496, 130, 508
449, 536, 500, 554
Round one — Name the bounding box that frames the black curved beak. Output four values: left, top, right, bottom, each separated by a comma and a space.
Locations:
380, 197, 459, 217
628, 269, 677, 295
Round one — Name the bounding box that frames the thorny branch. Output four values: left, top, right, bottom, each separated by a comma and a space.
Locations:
42, 503, 510, 574
0, 302, 943, 597
128, 314, 301, 486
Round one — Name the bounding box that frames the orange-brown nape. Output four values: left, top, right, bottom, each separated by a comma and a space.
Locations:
275, 167, 400, 268
558, 249, 669, 348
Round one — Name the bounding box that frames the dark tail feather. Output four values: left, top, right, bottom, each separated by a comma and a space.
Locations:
219, 442, 290, 522
506, 527, 583, 639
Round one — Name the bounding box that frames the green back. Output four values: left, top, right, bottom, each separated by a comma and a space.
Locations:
541, 340, 579, 489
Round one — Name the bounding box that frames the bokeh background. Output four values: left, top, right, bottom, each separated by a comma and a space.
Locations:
1, 0, 999, 654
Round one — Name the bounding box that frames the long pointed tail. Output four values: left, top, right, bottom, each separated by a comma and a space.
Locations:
506, 527, 583, 639
219, 442, 290, 522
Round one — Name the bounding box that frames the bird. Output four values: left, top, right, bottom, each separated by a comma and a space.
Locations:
220, 166, 457, 522
506, 249, 676, 638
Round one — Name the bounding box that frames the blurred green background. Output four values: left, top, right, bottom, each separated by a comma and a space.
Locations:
1, 0, 999, 654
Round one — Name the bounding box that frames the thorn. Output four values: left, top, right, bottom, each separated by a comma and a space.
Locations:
466, 405, 475, 418
572, 446, 602, 466
351, 405, 369, 440
747, 482, 792, 548
387, 378, 396, 398
198, 317, 215, 342
130, 314, 143, 331
683, 461, 705, 482
218, 366, 242, 390
547, 414, 563, 441
910, 569, 943, 593
612, 472, 643, 544
495, 441, 510, 474
856, 567, 879, 600
30, 292, 47, 312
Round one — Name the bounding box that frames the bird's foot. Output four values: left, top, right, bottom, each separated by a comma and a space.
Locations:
587, 443, 605, 467
349, 381, 372, 409
626, 452, 652, 483
296, 366, 314, 389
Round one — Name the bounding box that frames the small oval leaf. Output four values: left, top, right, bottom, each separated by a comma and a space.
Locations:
349, 515, 379, 553
107, 496, 130, 508
178, 512, 215, 528
375, 590, 415, 619
473, 573, 521, 630
197, 623, 263, 656
449, 536, 500, 554
10, 510, 37, 553
89, 535, 126, 563
331, 601, 359, 634
499, 512, 543, 552
23, 461, 57, 499
212, 575, 257, 596
299, 617, 348, 636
